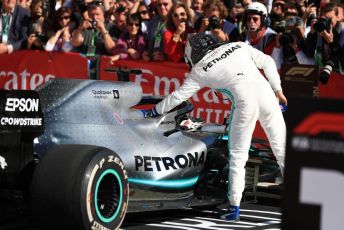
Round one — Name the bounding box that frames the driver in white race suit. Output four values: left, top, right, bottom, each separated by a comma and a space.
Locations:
143, 33, 287, 221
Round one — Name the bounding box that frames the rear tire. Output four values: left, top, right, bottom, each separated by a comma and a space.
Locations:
31, 145, 129, 230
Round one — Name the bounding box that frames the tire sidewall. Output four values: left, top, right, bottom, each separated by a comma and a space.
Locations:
80, 149, 129, 230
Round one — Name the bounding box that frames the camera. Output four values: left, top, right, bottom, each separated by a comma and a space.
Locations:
116, 5, 126, 13
314, 18, 332, 32
319, 60, 334, 84
274, 20, 286, 33
208, 16, 221, 30
279, 33, 293, 46
90, 20, 97, 28
35, 32, 48, 44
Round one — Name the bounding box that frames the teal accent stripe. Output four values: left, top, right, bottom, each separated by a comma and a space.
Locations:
216, 88, 235, 199
128, 176, 199, 188
221, 135, 229, 141
217, 88, 235, 147
95, 169, 123, 223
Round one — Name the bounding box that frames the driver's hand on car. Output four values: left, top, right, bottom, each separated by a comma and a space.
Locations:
141, 106, 160, 118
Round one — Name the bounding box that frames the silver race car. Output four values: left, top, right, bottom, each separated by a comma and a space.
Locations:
31, 78, 229, 230
1, 78, 279, 230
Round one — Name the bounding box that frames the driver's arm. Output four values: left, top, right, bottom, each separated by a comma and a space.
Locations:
155, 76, 202, 115
246, 43, 282, 93
245, 43, 287, 105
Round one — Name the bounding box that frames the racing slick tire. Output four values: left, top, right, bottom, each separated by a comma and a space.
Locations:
30, 145, 129, 230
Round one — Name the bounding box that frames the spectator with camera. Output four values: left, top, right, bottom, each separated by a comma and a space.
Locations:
71, 0, 119, 57
194, 0, 239, 42
240, 2, 276, 55
303, 2, 344, 84
163, 1, 195, 62
27, 0, 59, 50
271, 15, 314, 70
110, 13, 146, 62
0, 0, 30, 54
142, 0, 173, 61
27, 24, 46, 50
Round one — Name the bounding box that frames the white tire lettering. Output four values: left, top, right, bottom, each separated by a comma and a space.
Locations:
86, 164, 100, 223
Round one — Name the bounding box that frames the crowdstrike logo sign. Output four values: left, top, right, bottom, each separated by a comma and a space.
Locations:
0, 117, 42, 126
5, 98, 39, 112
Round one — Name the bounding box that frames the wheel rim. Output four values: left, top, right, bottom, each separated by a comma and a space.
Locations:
94, 169, 123, 223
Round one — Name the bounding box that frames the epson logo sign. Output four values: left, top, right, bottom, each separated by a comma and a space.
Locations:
5, 98, 39, 112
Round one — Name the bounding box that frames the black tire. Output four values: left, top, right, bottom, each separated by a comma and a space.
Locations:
31, 145, 129, 230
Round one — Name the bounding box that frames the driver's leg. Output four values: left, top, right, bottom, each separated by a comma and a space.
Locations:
227, 101, 258, 207
258, 94, 286, 176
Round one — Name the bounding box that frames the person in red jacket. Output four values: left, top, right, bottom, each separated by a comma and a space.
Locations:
163, 2, 195, 63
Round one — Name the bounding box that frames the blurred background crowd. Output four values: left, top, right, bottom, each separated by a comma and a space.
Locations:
0, 0, 343, 82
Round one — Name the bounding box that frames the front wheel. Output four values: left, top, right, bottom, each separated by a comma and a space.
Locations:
31, 145, 129, 230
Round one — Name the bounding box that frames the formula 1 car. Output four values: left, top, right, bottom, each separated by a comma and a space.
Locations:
0, 78, 279, 230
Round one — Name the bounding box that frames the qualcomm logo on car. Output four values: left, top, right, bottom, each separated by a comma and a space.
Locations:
135, 151, 206, 172
91, 89, 120, 99
0, 155, 8, 170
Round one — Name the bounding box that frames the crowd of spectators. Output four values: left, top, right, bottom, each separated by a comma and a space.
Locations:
1, 0, 344, 81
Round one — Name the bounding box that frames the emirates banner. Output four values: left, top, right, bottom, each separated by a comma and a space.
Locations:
1, 51, 343, 138
0, 50, 89, 90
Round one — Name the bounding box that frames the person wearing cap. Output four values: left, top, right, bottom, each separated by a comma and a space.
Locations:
142, 33, 287, 222
240, 1, 277, 55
